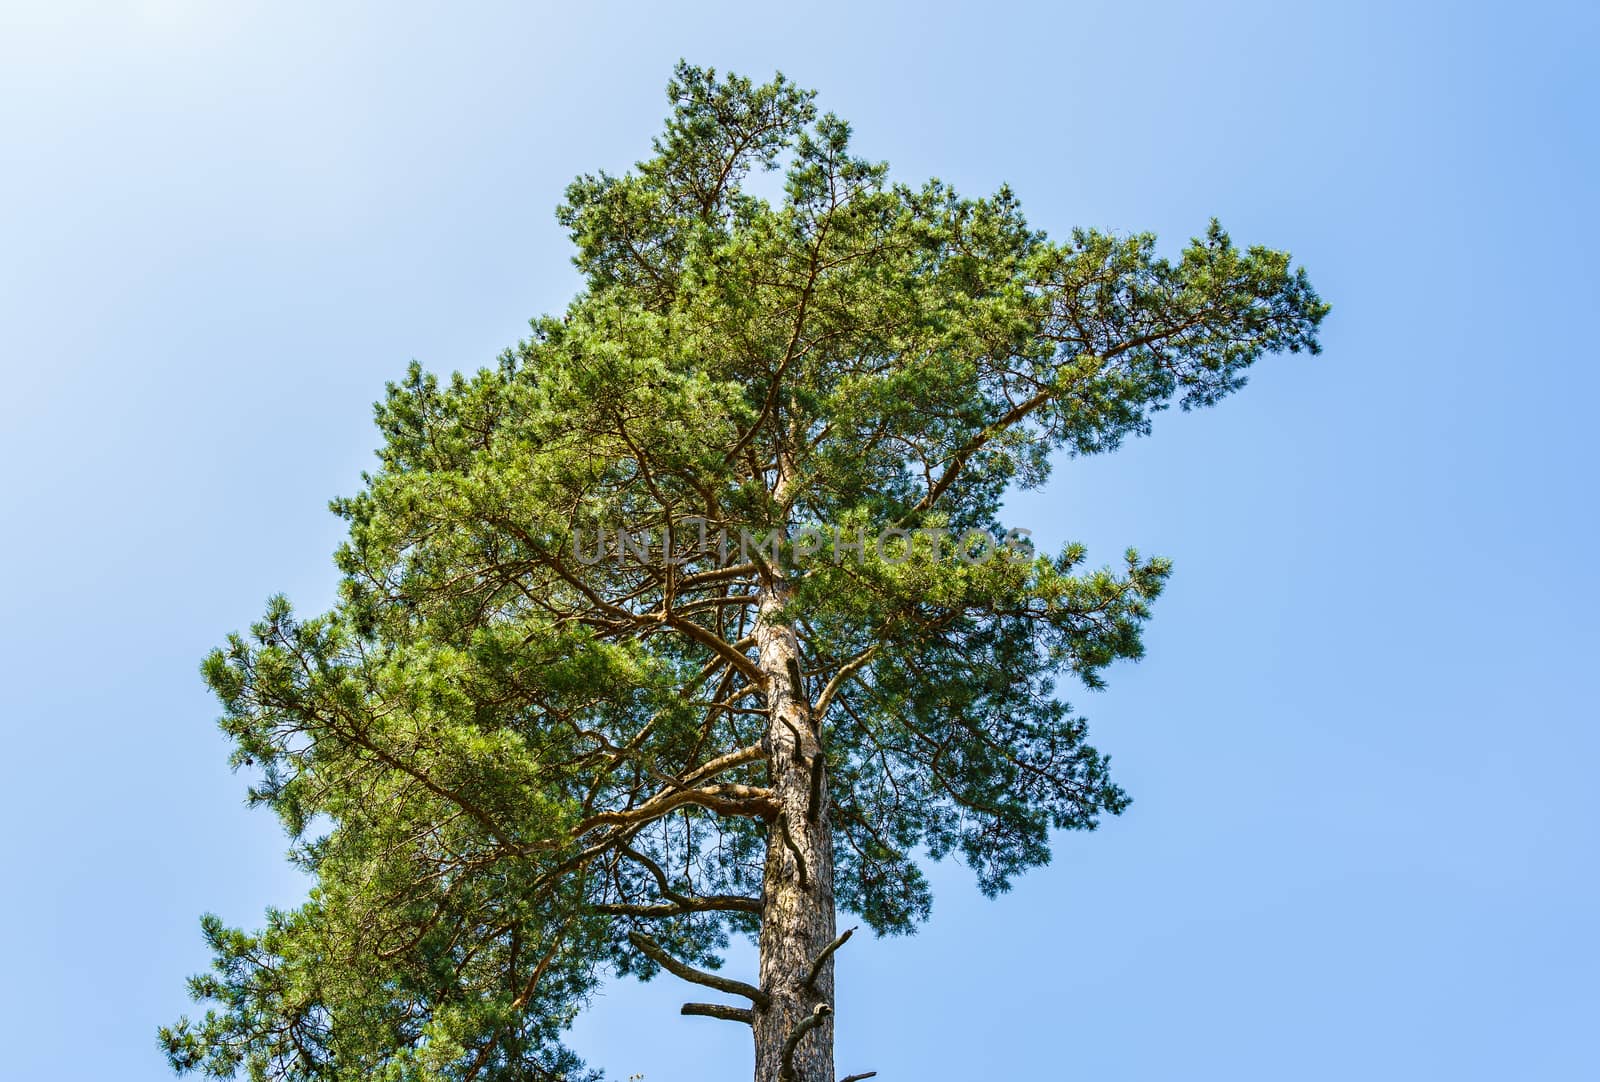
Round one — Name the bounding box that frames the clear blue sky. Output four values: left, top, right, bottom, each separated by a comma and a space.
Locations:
1, 1, 1595, 1078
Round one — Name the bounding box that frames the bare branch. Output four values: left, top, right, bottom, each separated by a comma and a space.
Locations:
780, 1004, 832, 1082
681, 1002, 754, 1025
627, 931, 770, 1008
839, 1073, 878, 1082
803, 926, 855, 991
681, 742, 764, 787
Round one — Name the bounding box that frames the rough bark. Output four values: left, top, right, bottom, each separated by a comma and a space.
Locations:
753, 576, 836, 1082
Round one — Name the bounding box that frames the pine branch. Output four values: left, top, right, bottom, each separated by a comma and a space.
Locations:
577, 783, 776, 833
609, 844, 762, 914
593, 895, 761, 917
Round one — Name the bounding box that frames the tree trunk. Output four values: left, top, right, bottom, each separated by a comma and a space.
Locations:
753, 578, 836, 1082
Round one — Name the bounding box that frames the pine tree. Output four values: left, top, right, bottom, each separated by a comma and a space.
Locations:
162, 63, 1327, 1082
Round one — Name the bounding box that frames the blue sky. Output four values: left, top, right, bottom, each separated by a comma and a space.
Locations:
1, 1, 1595, 1078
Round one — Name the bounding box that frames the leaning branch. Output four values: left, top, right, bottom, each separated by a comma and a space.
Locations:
812, 644, 879, 718
803, 926, 856, 991
627, 931, 771, 1009
681, 741, 765, 787
780, 1004, 832, 1082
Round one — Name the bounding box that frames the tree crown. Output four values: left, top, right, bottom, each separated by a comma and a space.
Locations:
163, 62, 1326, 1081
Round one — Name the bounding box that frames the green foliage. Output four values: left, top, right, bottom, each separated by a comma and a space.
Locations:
165, 62, 1325, 1080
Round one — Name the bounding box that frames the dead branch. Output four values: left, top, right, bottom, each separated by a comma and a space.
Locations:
803, 926, 855, 991
680, 1002, 754, 1025
780, 1004, 832, 1082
